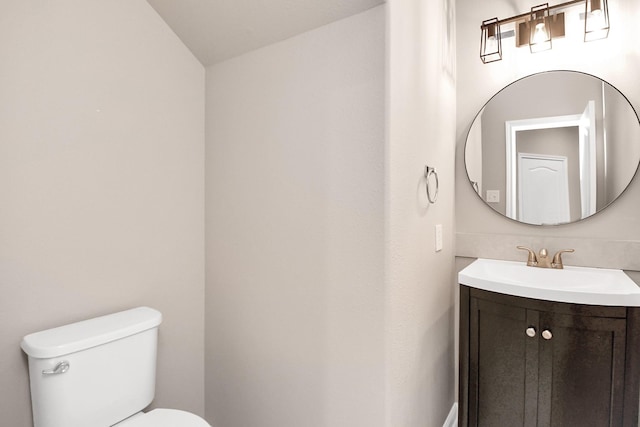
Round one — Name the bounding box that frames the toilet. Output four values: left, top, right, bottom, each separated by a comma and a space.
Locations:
21, 306, 210, 427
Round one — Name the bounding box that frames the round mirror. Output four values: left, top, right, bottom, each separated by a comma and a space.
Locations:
465, 70, 640, 225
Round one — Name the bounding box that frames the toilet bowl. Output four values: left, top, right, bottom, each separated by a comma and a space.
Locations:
21, 307, 211, 427
117, 409, 211, 427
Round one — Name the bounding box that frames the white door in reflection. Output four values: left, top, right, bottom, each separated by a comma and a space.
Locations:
518, 153, 570, 225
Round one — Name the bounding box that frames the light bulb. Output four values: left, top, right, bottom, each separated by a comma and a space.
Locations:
589, 12, 605, 29
586, 0, 607, 36
486, 35, 498, 52
533, 22, 549, 44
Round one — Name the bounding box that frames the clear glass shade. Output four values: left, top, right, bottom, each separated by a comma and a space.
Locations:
529, 4, 552, 53
480, 18, 502, 63
585, 0, 609, 42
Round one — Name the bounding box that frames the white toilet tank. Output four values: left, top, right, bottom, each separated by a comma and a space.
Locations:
21, 307, 163, 427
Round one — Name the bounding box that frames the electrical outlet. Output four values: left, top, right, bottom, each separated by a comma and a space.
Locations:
435, 224, 443, 252
486, 190, 500, 203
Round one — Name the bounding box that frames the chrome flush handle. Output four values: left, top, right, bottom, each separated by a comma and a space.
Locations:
42, 361, 70, 376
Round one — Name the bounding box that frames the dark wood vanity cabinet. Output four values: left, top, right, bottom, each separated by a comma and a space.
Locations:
459, 286, 640, 427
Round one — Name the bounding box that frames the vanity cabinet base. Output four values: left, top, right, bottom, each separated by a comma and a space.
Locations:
459, 285, 640, 427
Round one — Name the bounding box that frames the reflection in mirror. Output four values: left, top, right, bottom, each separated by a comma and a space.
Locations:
465, 71, 640, 225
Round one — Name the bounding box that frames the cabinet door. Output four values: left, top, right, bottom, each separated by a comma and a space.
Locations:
469, 297, 539, 427
537, 311, 627, 427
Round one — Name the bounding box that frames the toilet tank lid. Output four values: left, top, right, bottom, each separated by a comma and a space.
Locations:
21, 307, 162, 359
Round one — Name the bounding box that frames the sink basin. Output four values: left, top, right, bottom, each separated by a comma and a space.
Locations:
459, 258, 640, 306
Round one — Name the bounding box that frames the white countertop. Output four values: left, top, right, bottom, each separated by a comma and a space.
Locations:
459, 258, 640, 306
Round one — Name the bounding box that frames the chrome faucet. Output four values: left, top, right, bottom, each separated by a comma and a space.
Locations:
516, 246, 574, 269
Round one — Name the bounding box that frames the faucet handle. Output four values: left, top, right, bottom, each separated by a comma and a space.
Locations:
517, 246, 538, 266
551, 249, 575, 269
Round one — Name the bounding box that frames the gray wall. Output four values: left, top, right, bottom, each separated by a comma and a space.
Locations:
204, 0, 459, 425
386, 0, 458, 424
205, 8, 386, 427
456, 0, 640, 269
0, 1, 205, 425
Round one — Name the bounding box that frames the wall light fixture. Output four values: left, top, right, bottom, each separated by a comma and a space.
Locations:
480, 0, 610, 63
480, 18, 502, 63
529, 4, 553, 53
585, 0, 610, 41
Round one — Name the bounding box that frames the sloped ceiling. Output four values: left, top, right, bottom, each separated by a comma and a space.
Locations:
146, 0, 385, 66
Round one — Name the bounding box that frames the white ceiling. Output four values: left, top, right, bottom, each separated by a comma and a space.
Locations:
146, 0, 385, 66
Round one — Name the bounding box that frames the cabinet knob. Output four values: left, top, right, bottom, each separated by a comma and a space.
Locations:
542, 329, 553, 340
526, 327, 536, 337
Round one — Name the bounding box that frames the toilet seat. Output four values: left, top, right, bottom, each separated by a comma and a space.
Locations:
116, 408, 211, 427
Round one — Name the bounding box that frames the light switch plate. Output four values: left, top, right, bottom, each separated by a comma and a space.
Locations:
435, 224, 443, 252
486, 190, 500, 203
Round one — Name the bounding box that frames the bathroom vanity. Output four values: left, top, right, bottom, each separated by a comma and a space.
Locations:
458, 68, 640, 426
458, 259, 640, 427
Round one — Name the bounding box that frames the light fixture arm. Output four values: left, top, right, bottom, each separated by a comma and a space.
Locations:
482, 0, 583, 29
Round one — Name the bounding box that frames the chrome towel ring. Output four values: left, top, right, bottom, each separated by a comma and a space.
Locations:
424, 166, 439, 204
